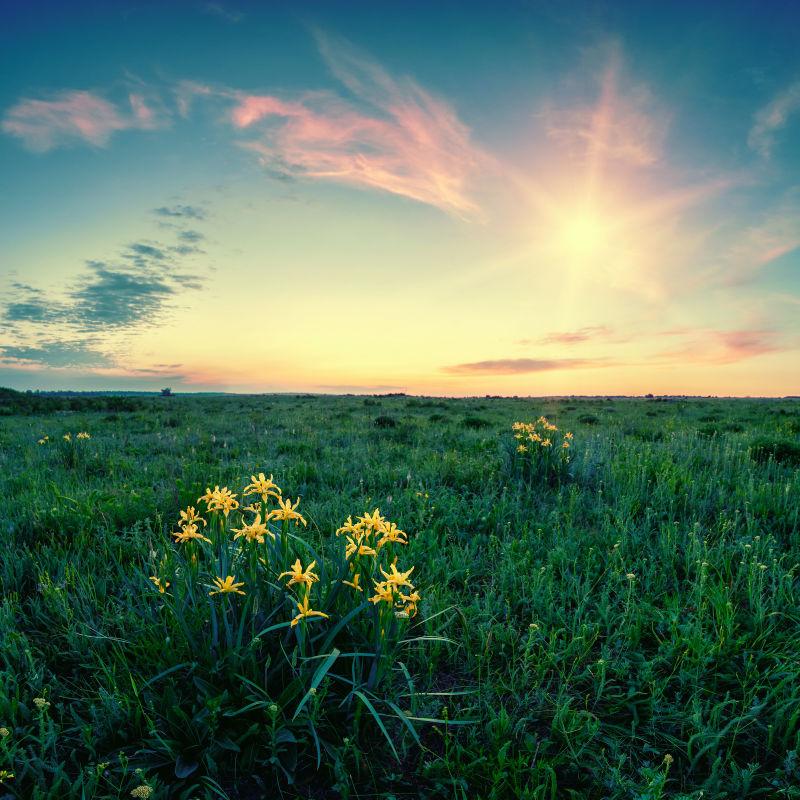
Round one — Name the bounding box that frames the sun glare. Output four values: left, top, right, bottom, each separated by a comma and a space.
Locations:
556, 209, 610, 260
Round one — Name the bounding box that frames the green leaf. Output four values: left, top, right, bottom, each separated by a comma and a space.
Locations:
353, 690, 399, 762
293, 647, 340, 720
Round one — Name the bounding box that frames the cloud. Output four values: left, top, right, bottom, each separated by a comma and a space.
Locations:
1, 90, 163, 152
0, 341, 113, 368
153, 204, 207, 220
202, 2, 243, 23
536, 325, 619, 345
442, 358, 605, 375
658, 329, 785, 364
219, 31, 488, 216
178, 229, 205, 242
748, 82, 800, 158
543, 43, 669, 168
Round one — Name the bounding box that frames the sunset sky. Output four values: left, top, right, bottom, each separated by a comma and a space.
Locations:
2, 0, 799, 396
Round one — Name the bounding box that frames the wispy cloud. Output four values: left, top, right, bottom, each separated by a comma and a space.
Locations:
0, 341, 112, 368
1, 90, 164, 152
217, 31, 488, 216
543, 43, 669, 168
202, 2, 244, 23
442, 357, 607, 375
535, 325, 620, 345
153, 204, 207, 220
748, 81, 800, 158
657, 328, 785, 364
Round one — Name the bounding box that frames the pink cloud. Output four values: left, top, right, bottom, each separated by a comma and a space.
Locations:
543, 43, 669, 168
442, 358, 607, 375
220, 32, 488, 216
2, 90, 163, 152
748, 81, 800, 158
536, 325, 619, 345
658, 329, 784, 364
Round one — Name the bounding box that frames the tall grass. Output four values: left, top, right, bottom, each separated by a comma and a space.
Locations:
0, 394, 799, 798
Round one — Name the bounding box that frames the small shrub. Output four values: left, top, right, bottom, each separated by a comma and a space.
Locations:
750, 437, 800, 466
578, 414, 600, 425
374, 415, 397, 428
462, 416, 490, 430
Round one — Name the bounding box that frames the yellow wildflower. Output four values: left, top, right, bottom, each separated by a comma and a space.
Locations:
565, 431, 574, 440
278, 558, 319, 588
209, 575, 245, 596
268, 496, 307, 526
377, 521, 408, 548
232, 512, 274, 543
38, 436, 49, 445
369, 581, 395, 606
380, 563, 415, 590
336, 515, 363, 537
178, 506, 206, 528
542, 438, 552, 447
33, 697, 50, 712
131, 787, 153, 799
76, 431, 91, 439
345, 535, 377, 559
149, 576, 170, 594
243, 472, 282, 501
290, 595, 329, 626
208, 486, 239, 516
0, 770, 14, 781
398, 590, 421, 618
342, 572, 363, 592
562, 441, 570, 449
517, 444, 528, 453
0, 727, 9, 737
63, 433, 72, 442
358, 508, 387, 536
172, 523, 211, 544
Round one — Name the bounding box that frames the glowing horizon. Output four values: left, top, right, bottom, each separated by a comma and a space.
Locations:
1, 2, 799, 396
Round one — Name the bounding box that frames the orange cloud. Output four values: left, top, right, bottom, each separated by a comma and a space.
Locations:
2, 90, 163, 151
658, 329, 785, 364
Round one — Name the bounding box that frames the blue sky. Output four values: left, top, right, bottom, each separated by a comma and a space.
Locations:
1, 0, 799, 395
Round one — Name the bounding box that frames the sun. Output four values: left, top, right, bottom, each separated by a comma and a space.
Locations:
555, 207, 611, 261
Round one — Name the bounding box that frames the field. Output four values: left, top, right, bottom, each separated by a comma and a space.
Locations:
1, 391, 800, 799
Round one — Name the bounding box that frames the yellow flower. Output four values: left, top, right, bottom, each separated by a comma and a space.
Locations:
76, 431, 91, 439
243, 472, 282, 501
345, 535, 377, 559
209, 575, 246, 596
542, 438, 552, 447
380, 563, 415, 590
149, 576, 170, 594
209, 486, 239, 516
517, 444, 528, 453
398, 590, 421, 618
278, 558, 319, 588
529, 432, 542, 442
290, 595, 329, 626
232, 512, 274, 543
268, 496, 307, 527
38, 437, 48, 445
0, 727, 9, 737
369, 581, 395, 606
131, 787, 153, 799
172, 523, 211, 544
33, 697, 50, 712
377, 521, 408, 548
626, 573, 636, 581
63, 433, 72, 442
562, 441, 570, 449
178, 506, 206, 528
358, 508, 387, 536
342, 572, 363, 592
336, 515, 363, 537
0, 770, 14, 781
565, 431, 574, 440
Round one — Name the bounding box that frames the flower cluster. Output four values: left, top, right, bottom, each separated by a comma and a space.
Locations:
150, 472, 420, 639
336, 509, 418, 618
512, 417, 573, 478
36, 431, 91, 445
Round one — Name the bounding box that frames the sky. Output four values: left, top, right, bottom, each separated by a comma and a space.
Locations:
1, 0, 799, 396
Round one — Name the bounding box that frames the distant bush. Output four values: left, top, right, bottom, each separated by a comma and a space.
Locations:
750, 437, 800, 466
428, 413, 447, 423
363, 398, 381, 407
578, 414, 600, 425
462, 416, 490, 430
374, 415, 397, 428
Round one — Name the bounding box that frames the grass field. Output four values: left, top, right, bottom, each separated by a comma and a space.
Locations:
1, 391, 800, 799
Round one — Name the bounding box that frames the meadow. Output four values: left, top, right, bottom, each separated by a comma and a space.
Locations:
1, 389, 799, 799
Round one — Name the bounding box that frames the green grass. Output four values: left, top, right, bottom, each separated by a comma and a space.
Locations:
1, 392, 800, 798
